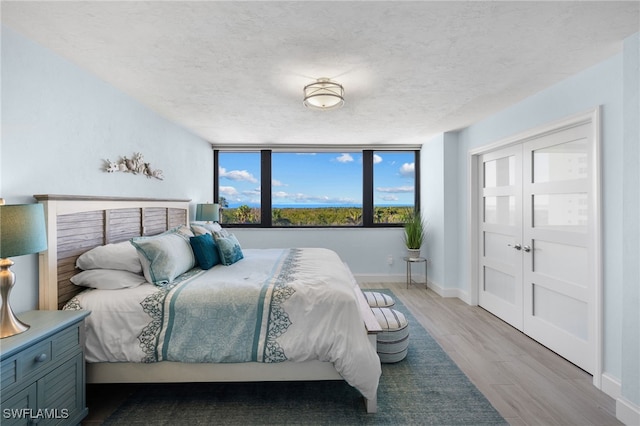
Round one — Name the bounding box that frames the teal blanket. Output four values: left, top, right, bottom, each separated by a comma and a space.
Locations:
139, 249, 300, 363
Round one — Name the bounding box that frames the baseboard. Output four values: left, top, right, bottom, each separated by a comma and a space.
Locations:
601, 373, 621, 400
353, 274, 405, 284
353, 274, 473, 303
617, 397, 640, 426
600, 372, 640, 425
426, 279, 471, 303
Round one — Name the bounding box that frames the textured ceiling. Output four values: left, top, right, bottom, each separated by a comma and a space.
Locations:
2, 1, 639, 146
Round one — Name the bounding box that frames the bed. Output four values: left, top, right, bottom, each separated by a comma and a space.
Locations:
35, 194, 382, 413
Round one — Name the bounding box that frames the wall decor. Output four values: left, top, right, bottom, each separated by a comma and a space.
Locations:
104, 152, 164, 180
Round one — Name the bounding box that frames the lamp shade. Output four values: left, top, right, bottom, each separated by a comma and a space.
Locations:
195, 203, 220, 222
0, 204, 48, 258
303, 78, 344, 110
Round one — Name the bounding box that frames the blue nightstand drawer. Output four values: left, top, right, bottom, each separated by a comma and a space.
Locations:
20, 339, 53, 379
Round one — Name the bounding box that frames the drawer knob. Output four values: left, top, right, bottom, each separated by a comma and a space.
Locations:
35, 353, 48, 363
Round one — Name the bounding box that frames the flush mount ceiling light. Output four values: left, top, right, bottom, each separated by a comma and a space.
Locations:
303, 78, 344, 110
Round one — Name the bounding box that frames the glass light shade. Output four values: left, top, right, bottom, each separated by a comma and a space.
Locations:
196, 203, 220, 222
303, 78, 344, 110
0, 204, 48, 258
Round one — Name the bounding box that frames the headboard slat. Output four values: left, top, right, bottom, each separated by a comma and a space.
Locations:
143, 207, 168, 236
168, 208, 187, 229
107, 208, 143, 243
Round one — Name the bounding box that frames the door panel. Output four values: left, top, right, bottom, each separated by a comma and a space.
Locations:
532, 193, 588, 232
532, 284, 588, 340
479, 145, 523, 330
533, 240, 588, 286
523, 122, 594, 373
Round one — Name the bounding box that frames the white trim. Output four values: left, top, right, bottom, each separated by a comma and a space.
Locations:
601, 373, 621, 400
468, 153, 480, 306
467, 107, 603, 387
467, 108, 597, 157
427, 278, 471, 302
616, 397, 640, 426
211, 143, 422, 151
591, 106, 603, 389
354, 274, 405, 284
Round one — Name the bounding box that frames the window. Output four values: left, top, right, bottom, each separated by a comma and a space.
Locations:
373, 151, 416, 224
216, 152, 261, 224
272, 152, 362, 226
214, 149, 419, 227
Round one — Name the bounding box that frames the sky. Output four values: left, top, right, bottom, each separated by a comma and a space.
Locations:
218, 151, 415, 208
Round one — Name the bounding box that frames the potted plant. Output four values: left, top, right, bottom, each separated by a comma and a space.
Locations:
403, 210, 424, 259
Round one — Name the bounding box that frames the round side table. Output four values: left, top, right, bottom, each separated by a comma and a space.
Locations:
403, 257, 427, 289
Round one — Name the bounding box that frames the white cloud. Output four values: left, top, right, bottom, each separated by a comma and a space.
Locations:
243, 188, 261, 196
336, 153, 354, 163
399, 162, 415, 177
220, 186, 239, 196
373, 154, 383, 164
376, 186, 414, 193
272, 179, 286, 187
219, 167, 258, 183
380, 195, 399, 201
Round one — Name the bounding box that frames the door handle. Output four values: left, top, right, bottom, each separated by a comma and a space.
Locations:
523, 245, 531, 252
508, 243, 522, 250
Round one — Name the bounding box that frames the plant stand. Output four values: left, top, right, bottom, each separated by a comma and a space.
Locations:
403, 256, 427, 289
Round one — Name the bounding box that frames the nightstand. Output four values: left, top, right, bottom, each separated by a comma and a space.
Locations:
1, 310, 90, 425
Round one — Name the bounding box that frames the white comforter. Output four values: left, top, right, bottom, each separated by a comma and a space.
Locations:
66, 248, 381, 400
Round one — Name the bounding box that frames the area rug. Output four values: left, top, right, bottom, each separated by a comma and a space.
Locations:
103, 289, 506, 425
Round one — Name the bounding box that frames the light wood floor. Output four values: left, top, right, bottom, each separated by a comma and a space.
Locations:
82, 282, 621, 425
364, 282, 621, 426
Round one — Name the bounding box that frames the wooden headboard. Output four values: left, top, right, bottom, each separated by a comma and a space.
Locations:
35, 195, 190, 310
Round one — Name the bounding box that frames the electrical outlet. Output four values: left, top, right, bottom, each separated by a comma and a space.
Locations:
387, 255, 393, 265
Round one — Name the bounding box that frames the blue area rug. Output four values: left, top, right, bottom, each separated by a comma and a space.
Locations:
104, 289, 506, 425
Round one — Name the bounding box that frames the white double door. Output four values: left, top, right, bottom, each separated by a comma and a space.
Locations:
478, 121, 596, 373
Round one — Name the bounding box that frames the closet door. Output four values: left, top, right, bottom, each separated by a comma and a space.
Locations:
522, 122, 595, 373
478, 145, 524, 330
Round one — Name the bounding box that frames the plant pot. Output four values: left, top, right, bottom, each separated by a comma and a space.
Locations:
407, 248, 421, 259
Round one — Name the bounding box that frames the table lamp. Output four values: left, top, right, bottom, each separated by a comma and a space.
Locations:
195, 203, 220, 223
0, 202, 48, 338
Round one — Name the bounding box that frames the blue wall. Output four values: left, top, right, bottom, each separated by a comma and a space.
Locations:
621, 32, 639, 413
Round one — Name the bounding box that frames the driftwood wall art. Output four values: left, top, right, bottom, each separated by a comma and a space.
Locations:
104, 152, 164, 180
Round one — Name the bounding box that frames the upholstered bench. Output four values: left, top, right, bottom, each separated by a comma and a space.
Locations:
363, 291, 395, 308
371, 307, 409, 363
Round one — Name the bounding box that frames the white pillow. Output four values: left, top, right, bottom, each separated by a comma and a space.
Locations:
191, 222, 223, 235
190, 224, 212, 236
130, 230, 195, 285
76, 241, 142, 274
174, 224, 195, 238
70, 269, 147, 290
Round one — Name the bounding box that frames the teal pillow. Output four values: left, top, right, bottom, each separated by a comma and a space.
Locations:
189, 233, 220, 270
213, 233, 244, 266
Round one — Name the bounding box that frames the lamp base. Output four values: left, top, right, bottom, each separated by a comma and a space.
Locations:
0, 308, 29, 338
0, 258, 30, 338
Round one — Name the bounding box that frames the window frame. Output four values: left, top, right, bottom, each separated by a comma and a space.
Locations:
214, 148, 420, 228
